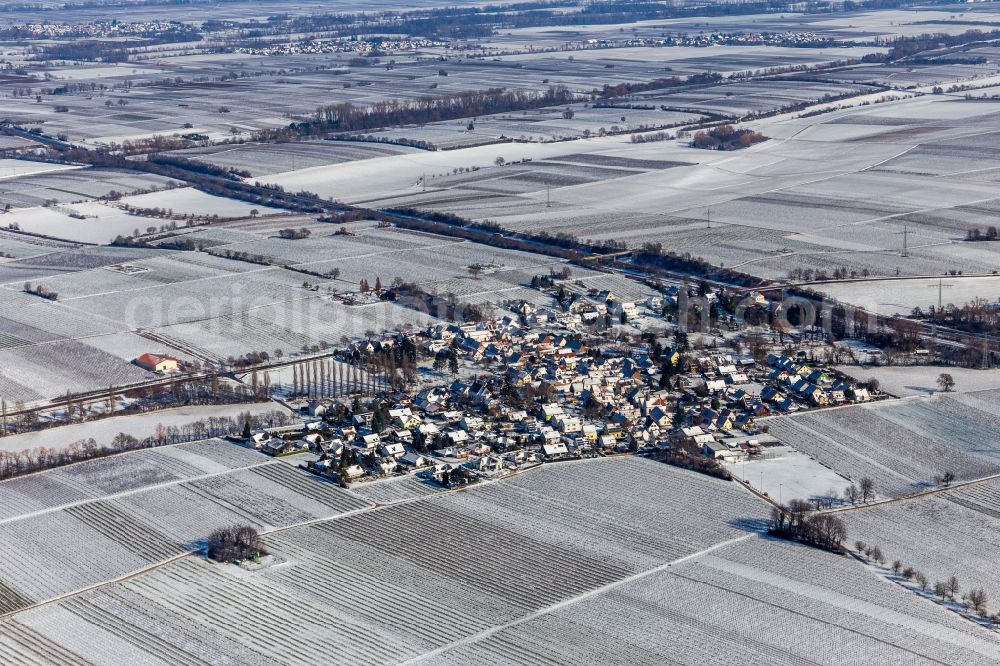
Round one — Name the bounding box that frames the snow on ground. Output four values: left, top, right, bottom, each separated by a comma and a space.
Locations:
0, 402, 289, 454
4, 202, 168, 244
43, 65, 167, 81
836, 365, 1000, 397
725, 445, 852, 505
118, 188, 283, 218
840, 487, 1000, 608
266, 134, 670, 203
0, 160, 81, 180
818, 276, 1000, 316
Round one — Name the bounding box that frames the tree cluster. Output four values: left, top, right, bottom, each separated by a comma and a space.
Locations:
277, 227, 311, 240
692, 124, 767, 151
769, 500, 847, 553
206, 525, 267, 563
22, 282, 57, 301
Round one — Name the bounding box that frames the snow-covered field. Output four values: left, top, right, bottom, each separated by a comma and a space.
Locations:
0, 438, 369, 612
841, 485, 1000, 609
0, 457, 771, 661
836, 365, 1000, 397
5, 482, 995, 664
0, 160, 81, 180
3, 202, 173, 244
0, 402, 289, 454
118, 187, 283, 218
819, 276, 1000, 316
725, 445, 852, 506
257, 91, 1000, 304
765, 390, 1000, 497
432, 535, 1000, 665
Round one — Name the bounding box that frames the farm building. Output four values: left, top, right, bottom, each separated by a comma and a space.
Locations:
134, 353, 181, 373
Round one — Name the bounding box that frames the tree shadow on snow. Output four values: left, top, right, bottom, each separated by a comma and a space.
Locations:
728, 516, 771, 535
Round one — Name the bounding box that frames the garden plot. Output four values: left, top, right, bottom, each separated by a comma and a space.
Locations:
841, 488, 1000, 607
428, 535, 1000, 666
764, 391, 1000, 498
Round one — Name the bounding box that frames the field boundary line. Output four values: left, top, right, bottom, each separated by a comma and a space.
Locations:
397, 532, 757, 666
0, 459, 550, 623
822, 471, 1000, 515
0, 458, 279, 528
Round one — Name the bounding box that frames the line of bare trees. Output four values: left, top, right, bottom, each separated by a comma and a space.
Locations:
853, 540, 994, 622
0, 409, 291, 482
0, 377, 271, 438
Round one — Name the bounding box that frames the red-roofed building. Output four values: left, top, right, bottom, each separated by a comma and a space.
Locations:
135, 353, 180, 373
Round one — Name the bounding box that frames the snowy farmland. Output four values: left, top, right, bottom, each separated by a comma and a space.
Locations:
0, 402, 290, 454
0, 457, 995, 664
269, 89, 1000, 310
0, 438, 369, 613
0, 457, 773, 662
818, 276, 1000, 316
765, 389, 1000, 498
423, 536, 1000, 665
839, 482, 1000, 609
836, 365, 1000, 397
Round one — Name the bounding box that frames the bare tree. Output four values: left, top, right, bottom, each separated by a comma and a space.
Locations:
947, 575, 961, 600
860, 477, 875, 503
937, 372, 955, 392
969, 588, 988, 616
844, 484, 860, 504
916, 572, 929, 591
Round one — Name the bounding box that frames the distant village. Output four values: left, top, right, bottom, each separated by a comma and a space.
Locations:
236, 281, 882, 490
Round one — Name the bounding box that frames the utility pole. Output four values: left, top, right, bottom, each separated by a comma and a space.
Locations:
707, 207, 711, 229
422, 173, 426, 192
546, 186, 551, 208
901, 225, 909, 257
